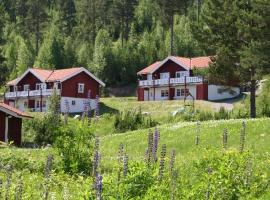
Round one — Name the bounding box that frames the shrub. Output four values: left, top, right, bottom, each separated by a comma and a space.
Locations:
114, 108, 158, 133
55, 120, 94, 174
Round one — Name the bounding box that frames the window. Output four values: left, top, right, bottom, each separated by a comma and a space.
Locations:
161, 90, 169, 97
36, 83, 42, 90
72, 100, 76, 105
36, 100, 40, 108
176, 71, 189, 78
42, 101, 46, 108
160, 73, 170, 79
147, 74, 152, 80
24, 84, 30, 91
176, 89, 181, 96
180, 89, 189, 96
78, 83, 85, 93
54, 82, 61, 89
176, 89, 189, 96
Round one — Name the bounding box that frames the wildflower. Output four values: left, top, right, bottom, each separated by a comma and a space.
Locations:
152, 128, 160, 162
123, 153, 129, 177
5, 165, 13, 200
94, 173, 103, 200
15, 174, 23, 200
146, 130, 153, 166
223, 128, 228, 150
169, 149, 176, 173
195, 121, 200, 146
171, 170, 178, 200
44, 154, 53, 200
239, 121, 246, 153
158, 144, 167, 181
117, 143, 124, 182
245, 159, 253, 186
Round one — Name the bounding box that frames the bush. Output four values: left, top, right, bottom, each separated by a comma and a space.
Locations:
23, 114, 62, 145
114, 108, 158, 133
55, 120, 94, 174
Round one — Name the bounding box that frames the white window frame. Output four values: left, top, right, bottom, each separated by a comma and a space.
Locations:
176, 89, 181, 96
160, 72, 170, 79
181, 89, 189, 96
78, 83, 85, 93
36, 83, 42, 90
161, 90, 169, 97
24, 84, 30, 91
147, 74, 152, 80
176, 71, 189, 78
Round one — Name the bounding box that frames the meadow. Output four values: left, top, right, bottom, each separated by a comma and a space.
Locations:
0, 117, 270, 199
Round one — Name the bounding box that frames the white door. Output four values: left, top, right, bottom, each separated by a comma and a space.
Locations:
160, 72, 170, 79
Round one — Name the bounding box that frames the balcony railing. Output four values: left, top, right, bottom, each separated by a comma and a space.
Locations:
139, 76, 203, 87
5, 89, 60, 98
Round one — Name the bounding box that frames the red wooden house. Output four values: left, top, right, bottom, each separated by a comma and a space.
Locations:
137, 56, 240, 101
0, 103, 32, 146
4, 67, 105, 113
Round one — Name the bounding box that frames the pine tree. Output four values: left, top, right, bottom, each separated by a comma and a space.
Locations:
35, 24, 65, 69
55, 0, 77, 36
157, 0, 187, 55
26, 0, 48, 55
16, 37, 35, 75
193, 0, 270, 118
112, 0, 138, 47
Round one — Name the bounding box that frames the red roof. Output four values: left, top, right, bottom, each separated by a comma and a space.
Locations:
137, 61, 161, 75
137, 56, 213, 75
7, 67, 83, 85
46, 68, 82, 82
174, 56, 213, 69
0, 103, 33, 118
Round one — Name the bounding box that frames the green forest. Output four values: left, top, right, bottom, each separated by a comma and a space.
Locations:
0, 0, 269, 89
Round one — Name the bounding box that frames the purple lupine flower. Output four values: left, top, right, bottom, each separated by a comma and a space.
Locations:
5, 165, 13, 200
169, 149, 176, 173
146, 130, 153, 165
158, 144, 166, 181
223, 128, 228, 150
15, 174, 23, 200
239, 121, 246, 153
152, 128, 160, 162
44, 155, 53, 200
171, 170, 178, 200
92, 138, 100, 177
123, 153, 129, 177
95, 95, 100, 119
118, 143, 124, 164
94, 173, 103, 200
195, 121, 200, 146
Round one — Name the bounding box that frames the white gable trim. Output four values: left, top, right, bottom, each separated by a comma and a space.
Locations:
60, 67, 106, 87
0, 107, 22, 118
149, 56, 190, 74
12, 69, 46, 85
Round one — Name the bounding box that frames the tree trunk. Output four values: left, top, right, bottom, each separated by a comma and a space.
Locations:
170, 14, 174, 56
250, 67, 256, 118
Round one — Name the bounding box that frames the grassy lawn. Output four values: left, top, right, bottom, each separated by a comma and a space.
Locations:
100, 118, 270, 168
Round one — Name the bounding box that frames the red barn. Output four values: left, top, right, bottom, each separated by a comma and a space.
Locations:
4, 67, 105, 113
0, 103, 32, 146
137, 56, 240, 101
